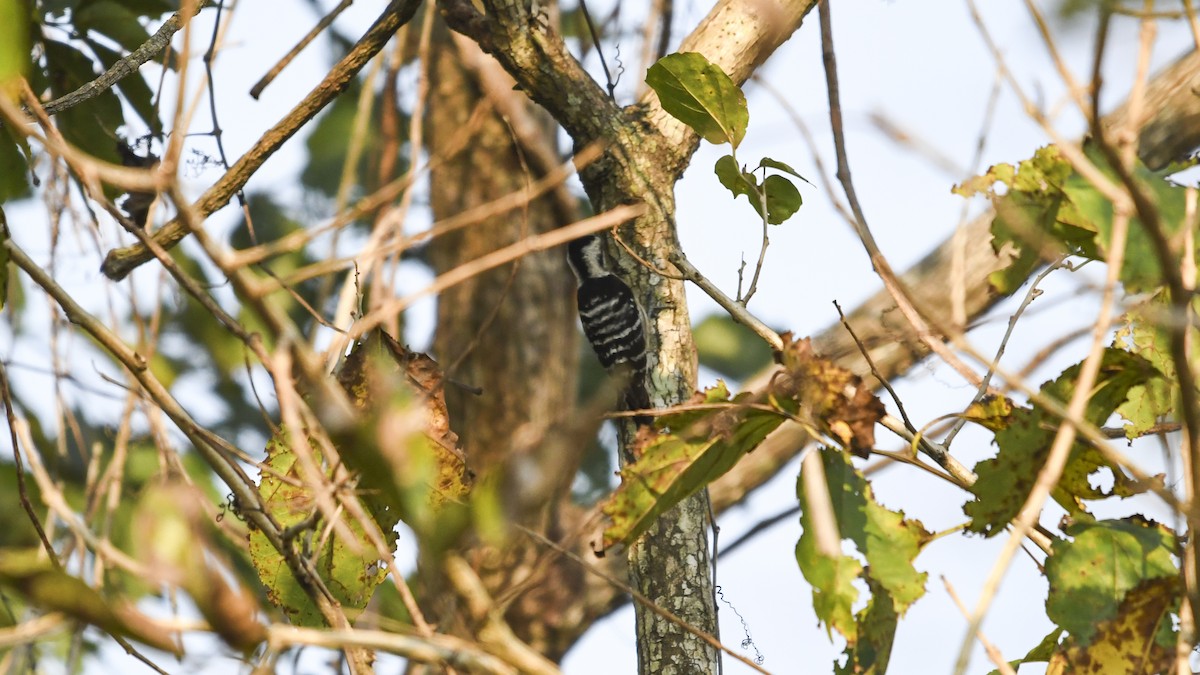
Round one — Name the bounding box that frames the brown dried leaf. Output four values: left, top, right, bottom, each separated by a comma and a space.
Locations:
774, 336, 885, 457
337, 330, 471, 504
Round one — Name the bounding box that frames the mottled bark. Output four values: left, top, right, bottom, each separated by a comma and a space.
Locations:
425, 20, 576, 485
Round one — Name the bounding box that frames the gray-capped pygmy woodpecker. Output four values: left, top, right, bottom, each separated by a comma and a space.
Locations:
566, 234, 652, 426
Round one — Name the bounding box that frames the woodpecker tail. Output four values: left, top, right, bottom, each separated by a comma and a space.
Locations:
621, 370, 652, 427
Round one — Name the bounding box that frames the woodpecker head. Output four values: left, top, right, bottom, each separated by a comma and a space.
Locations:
567, 234, 609, 282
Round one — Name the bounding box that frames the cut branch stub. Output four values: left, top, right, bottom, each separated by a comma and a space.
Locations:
596, 336, 885, 551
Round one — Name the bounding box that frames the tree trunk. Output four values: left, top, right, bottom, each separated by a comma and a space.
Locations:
423, 16, 611, 658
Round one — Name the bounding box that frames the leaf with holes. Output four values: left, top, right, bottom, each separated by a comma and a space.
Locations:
248, 433, 396, 627
799, 447, 930, 647
964, 349, 1162, 535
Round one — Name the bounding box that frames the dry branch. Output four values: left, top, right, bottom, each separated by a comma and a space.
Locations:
100, 0, 422, 280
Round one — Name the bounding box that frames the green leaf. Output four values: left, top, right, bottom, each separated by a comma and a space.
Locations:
1115, 294, 1196, 438
603, 381, 783, 548
761, 174, 801, 225
798, 448, 930, 643
714, 154, 758, 201
693, 313, 775, 380
987, 628, 1064, 675
988, 146, 1097, 295
958, 144, 1192, 295
833, 577, 898, 675
824, 448, 930, 609
1045, 517, 1178, 645
75, 1, 155, 54
714, 156, 803, 224
249, 433, 396, 627
759, 157, 812, 184
1064, 143, 1189, 294
797, 520, 861, 641
646, 52, 748, 148
964, 349, 1161, 535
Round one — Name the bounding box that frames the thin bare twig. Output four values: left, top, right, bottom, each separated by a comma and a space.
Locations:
576, 0, 617, 99
834, 300, 915, 433
1022, 0, 1092, 119
817, 0, 983, 390
943, 577, 1017, 675
0, 356, 58, 566
250, 0, 355, 99
267, 624, 519, 674
669, 252, 782, 351
943, 256, 1071, 447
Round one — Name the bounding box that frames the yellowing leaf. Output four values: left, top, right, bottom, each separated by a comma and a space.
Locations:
601, 382, 780, 549
1050, 577, 1177, 674
249, 433, 396, 627
1115, 295, 1197, 438
960, 395, 1013, 432
833, 578, 898, 675
965, 349, 1161, 535
1045, 517, 1178, 645
799, 448, 929, 651
958, 143, 1192, 295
